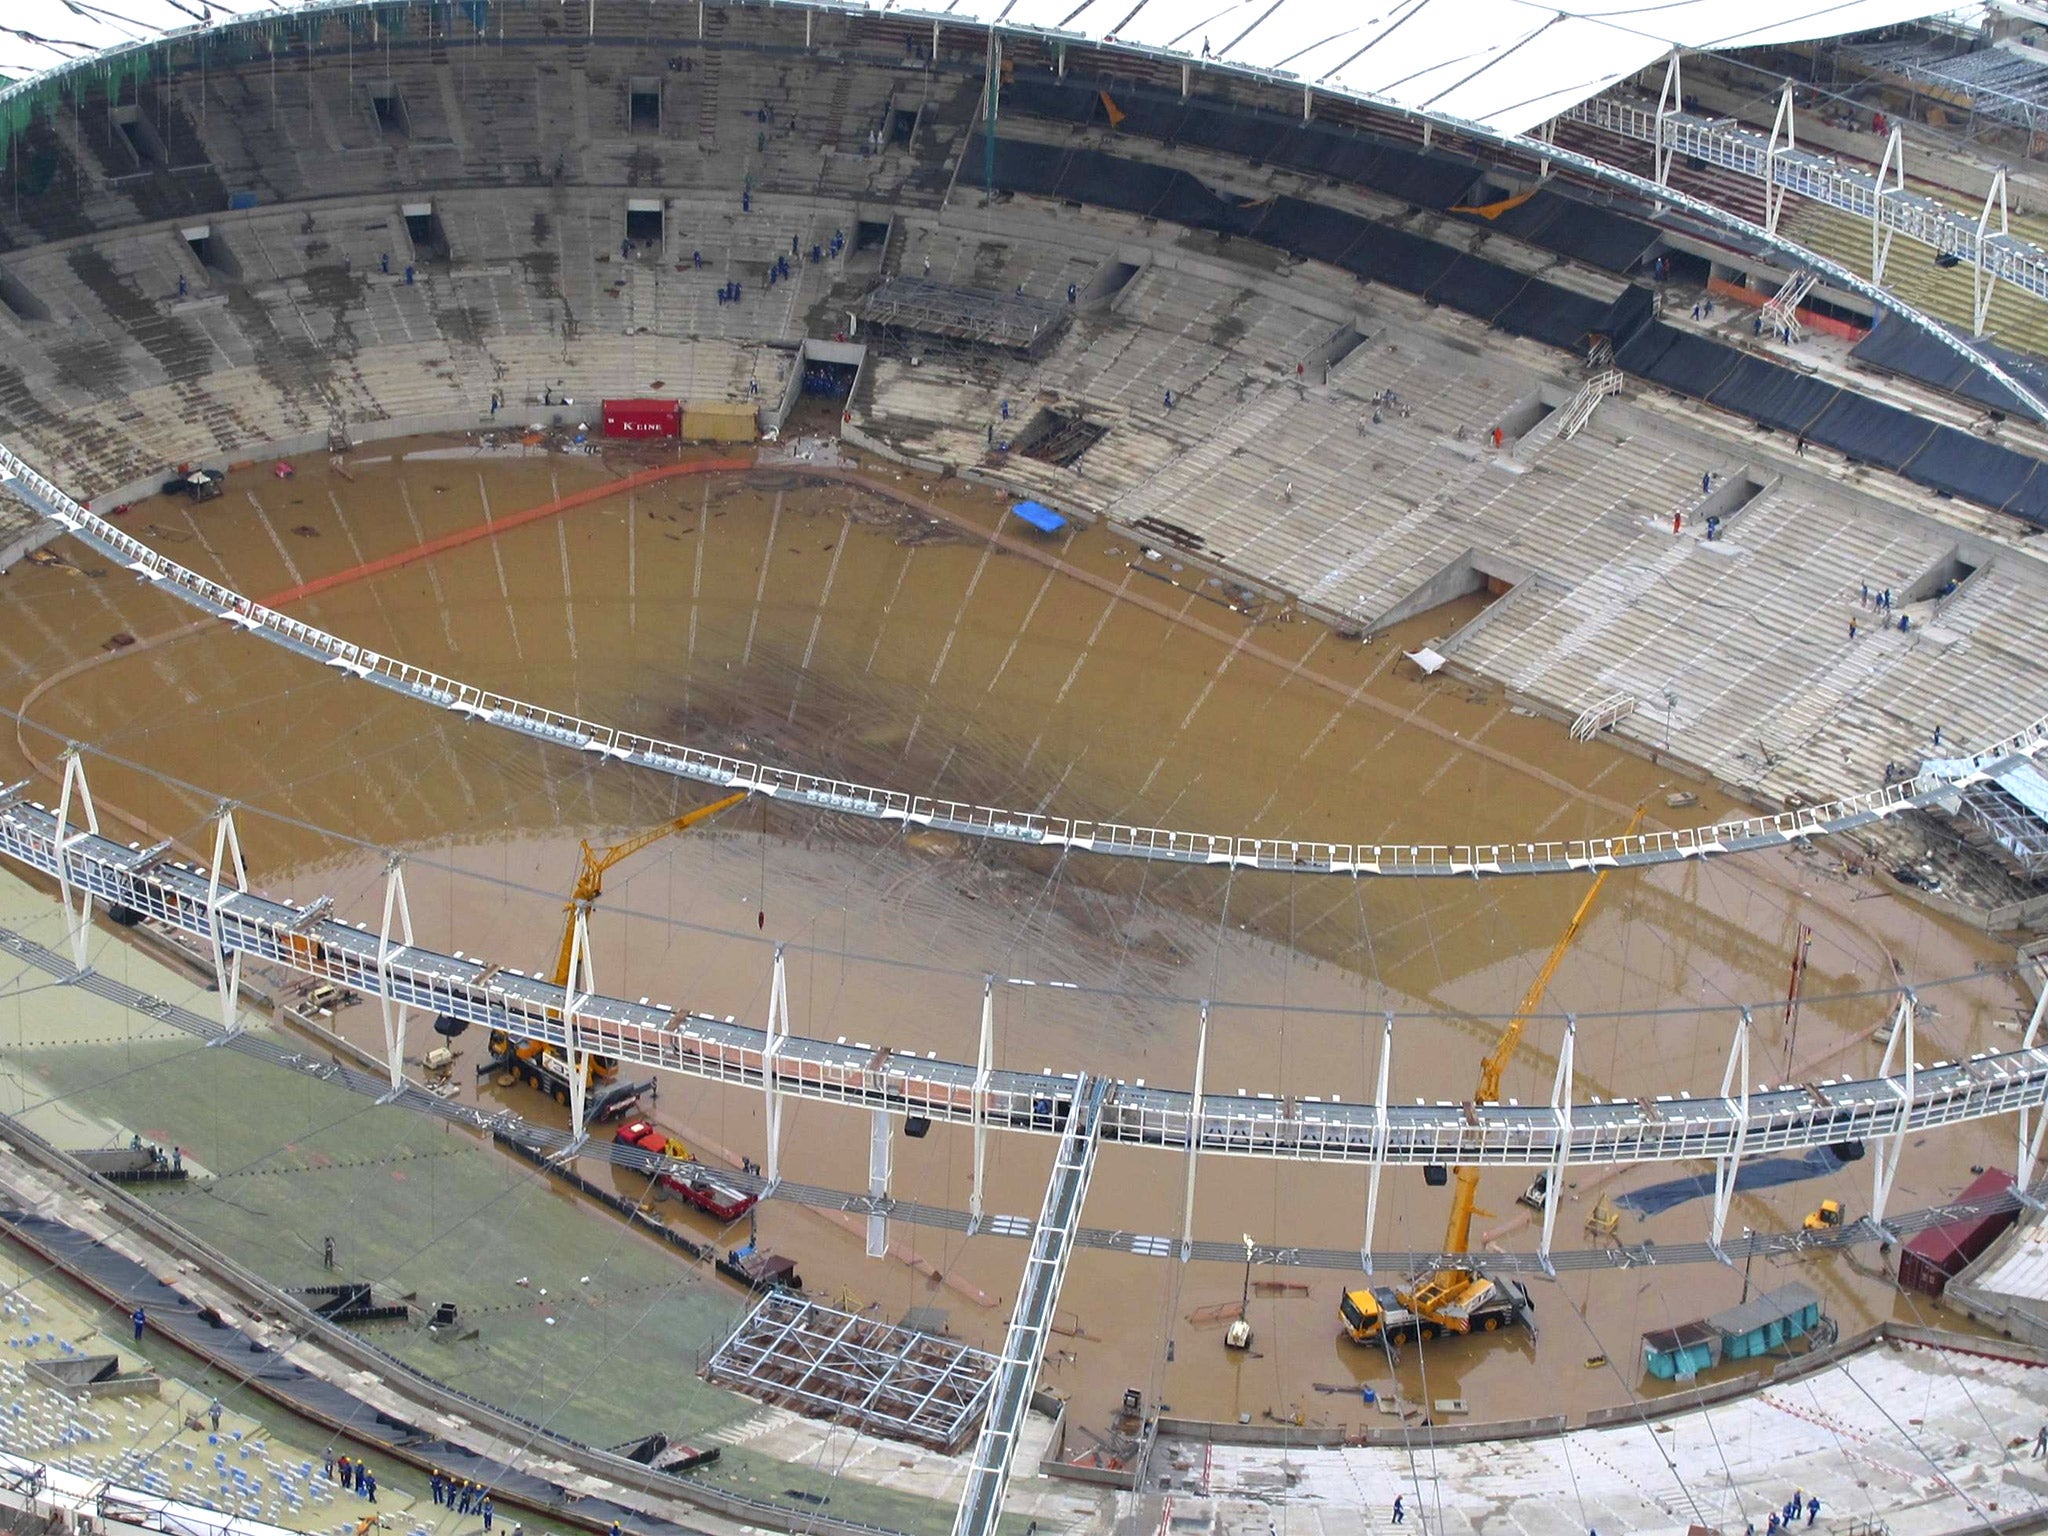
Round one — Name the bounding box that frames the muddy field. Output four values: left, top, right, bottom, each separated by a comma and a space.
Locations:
0, 435, 2026, 1439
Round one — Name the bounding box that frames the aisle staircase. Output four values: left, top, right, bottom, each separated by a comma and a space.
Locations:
1571, 692, 1636, 740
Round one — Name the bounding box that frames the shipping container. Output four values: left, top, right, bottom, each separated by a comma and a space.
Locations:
1900, 1167, 2016, 1296
602, 398, 681, 438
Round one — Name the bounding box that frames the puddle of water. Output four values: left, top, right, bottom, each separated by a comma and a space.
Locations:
0, 437, 2021, 1437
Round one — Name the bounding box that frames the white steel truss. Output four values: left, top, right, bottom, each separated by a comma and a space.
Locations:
1872, 992, 1917, 1232
52, 750, 97, 971
1566, 88, 2048, 336
8, 445, 2047, 881
1, 772, 2040, 1182
203, 805, 247, 1037
2023, 983, 2048, 1191
376, 857, 413, 1093
954, 1075, 1106, 1536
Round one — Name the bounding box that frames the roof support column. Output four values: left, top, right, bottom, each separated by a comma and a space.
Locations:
52, 749, 98, 971
1709, 1008, 1753, 1253
1179, 1000, 1210, 1261
2019, 982, 2047, 1190
562, 905, 595, 1152
1362, 1013, 1392, 1274
1872, 991, 1917, 1232
971, 975, 993, 1230
1764, 80, 1795, 238
867, 1107, 893, 1258
205, 803, 248, 1037
1654, 52, 1683, 192
376, 856, 414, 1093
1873, 125, 1904, 286
1538, 1016, 1576, 1270
762, 941, 790, 1192
1975, 167, 2008, 337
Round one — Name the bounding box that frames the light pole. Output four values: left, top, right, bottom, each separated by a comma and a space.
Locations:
1740, 1225, 1756, 1306
1663, 689, 1678, 751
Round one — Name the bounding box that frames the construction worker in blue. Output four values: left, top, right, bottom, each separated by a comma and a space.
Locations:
430, 1471, 444, 1506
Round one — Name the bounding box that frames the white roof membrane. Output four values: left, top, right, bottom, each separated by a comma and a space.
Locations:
1, 0, 1970, 135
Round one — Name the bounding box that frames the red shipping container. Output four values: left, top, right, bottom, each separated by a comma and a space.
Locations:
1899, 1167, 2016, 1296
601, 398, 680, 438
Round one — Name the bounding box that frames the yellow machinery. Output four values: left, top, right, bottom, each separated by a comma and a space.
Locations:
487, 790, 750, 1108
1343, 808, 1644, 1347
1803, 1199, 1844, 1232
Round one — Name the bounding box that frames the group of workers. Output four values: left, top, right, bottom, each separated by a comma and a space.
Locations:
328, 1454, 380, 1503
431, 1469, 495, 1526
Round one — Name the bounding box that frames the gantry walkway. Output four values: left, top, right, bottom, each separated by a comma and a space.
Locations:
0, 879, 2033, 1280
6, 444, 2048, 880
1563, 92, 2048, 309
952, 1076, 1107, 1536
2, 776, 2043, 1242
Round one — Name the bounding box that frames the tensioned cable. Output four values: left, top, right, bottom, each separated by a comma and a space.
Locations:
1, 702, 2023, 1030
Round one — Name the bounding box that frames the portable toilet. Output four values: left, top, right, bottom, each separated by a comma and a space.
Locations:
1641, 1317, 1722, 1380
1706, 1282, 1823, 1361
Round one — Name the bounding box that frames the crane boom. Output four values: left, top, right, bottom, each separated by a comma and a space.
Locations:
1437, 806, 1645, 1259
550, 789, 751, 986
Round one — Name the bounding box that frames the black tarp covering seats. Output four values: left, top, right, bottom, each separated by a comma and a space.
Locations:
1000, 72, 1657, 272
1849, 312, 2048, 423
967, 133, 2048, 528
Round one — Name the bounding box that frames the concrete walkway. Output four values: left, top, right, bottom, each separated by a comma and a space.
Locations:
1154, 1340, 2048, 1536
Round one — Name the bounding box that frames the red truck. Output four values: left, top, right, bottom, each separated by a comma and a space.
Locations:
613, 1120, 758, 1223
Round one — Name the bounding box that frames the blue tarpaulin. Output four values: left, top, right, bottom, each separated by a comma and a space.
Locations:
1012, 500, 1066, 533
1615, 1146, 1843, 1217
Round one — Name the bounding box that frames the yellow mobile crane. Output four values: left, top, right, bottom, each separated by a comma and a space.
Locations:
486, 790, 750, 1113
1342, 808, 1645, 1347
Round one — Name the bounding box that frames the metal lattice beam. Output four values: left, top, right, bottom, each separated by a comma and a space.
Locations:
953, 1075, 1105, 1536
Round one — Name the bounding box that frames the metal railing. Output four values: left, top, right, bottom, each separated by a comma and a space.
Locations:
7, 443, 2046, 880
1565, 94, 2048, 304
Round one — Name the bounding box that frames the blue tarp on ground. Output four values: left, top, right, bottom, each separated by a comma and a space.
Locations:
1615, 1147, 1844, 1218
1011, 500, 1066, 532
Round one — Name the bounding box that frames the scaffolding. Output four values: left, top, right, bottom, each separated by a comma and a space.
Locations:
702, 1293, 996, 1453
1957, 777, 2048, 879
854, 278, 1069, 357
